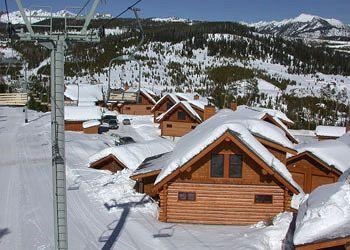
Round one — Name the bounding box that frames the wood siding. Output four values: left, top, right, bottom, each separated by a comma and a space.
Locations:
65, 121, 83, 131
90, 157, 125, 173
161, 182, 285, 225
161, 121, 198, 137
287, 155, 339, 193
83, 125, 99, 134
120, 104, 153, 115
265, 145, 287, 165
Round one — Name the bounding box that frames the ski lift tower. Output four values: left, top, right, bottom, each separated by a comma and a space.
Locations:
14, 1, 102, 249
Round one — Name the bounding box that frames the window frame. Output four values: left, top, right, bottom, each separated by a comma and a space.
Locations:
166, 123, 173, 128
177, 110, 186, 120
229, 154, 243, 178
254, 194, 273, 204
210, 153, 224, 178
178, 192, 196, 201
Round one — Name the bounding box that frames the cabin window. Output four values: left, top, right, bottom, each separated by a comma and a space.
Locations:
166, 124, 172, 128
211, 154, 224, 178
229, 154, 243, 178
177, 111, 186, 120
255, 194, 273, 204
138, 96, 143, 103
178, 192, 196, 201
146, 106, 151, 110
125, 107, 131, 110
191, 125, 196, 129
167, 102, 173, 110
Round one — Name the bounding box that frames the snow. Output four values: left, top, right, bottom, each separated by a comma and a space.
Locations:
251, 106, 294, 125
65, 106, 102, 121
293, 181, 350, 245
292, 140, 350, 173
151, 16, 191, 23
338, 133, 350, 147
155, 109, 302, 193
132, 152, 171, 177
157, 101, 202, 122
0, 106, 298, 249
64, 84, 104, 105
89, 139, 174, 171
315, 125, 346, 138
151, 93, 180, 112
82, 120, 100, 129
232, 212, 294, 250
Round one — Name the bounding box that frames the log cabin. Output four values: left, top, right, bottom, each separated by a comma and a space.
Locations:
89, 139, 174, 173
117, 88, 157, 115
132, 109, 302, 225
151, 94, 180, 122
82, 120, 100, 134
315, 125, 347, 140
64, 106, 102, 132
156, 101, 204, 137
287, 140, 350, 193
64, 83, 104, 107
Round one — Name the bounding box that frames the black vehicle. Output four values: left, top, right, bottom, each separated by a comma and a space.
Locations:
108, 119, 119, 129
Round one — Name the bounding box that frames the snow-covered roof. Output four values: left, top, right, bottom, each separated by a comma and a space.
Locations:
126, 88, 157, 104
293, 181, 350, 245
151, 93, 180, 112
132, 152, 171, 177
291, 140, 350, 173
251, 106, 294, 125
175, 92, 208, 110
64, 84, 104, 104
154, 109, 302, 193
89, 138, 174, 171
83, 120, 100, 129
315, 125, 346, 138
236, 105, 297, 143
156, 101, 202, 123
65, 106, 102, 121
338, 133, 350, 147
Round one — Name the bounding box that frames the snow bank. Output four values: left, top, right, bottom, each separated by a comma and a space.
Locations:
82, 120, 100, 129
294, 181, 350, 245
315, 125, 346, 138
89, 138, 174, 171
65, 106, 102, 121
292, 140, 350, 173
232, 212, 294, 250
155, 109, 302, 193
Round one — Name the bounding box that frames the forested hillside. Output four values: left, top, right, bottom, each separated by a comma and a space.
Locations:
1, 17, 349, 129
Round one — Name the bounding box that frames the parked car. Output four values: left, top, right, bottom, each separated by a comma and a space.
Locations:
122, 118, 131, 125
108, 119, 119, 129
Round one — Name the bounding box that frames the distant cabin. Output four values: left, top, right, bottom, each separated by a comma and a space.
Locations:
315, 125, 348, 140
132, 109, 301, 225
287, 140, 350, 193
117, 88, 157, 115
89, 139, 174, 173
157, 101, 204, 137
151, 94, 180, 122
64, 106, 102, 132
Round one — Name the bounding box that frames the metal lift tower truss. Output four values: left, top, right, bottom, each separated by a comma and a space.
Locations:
14, 1, 101, 249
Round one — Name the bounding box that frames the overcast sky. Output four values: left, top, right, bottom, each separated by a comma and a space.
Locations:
2, 0, 350, 24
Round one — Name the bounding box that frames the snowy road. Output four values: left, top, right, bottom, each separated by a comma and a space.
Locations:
0, 107, 290, 250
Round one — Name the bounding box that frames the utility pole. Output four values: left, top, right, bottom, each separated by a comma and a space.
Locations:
24, 62, 28, 123
14, 1, 101, 249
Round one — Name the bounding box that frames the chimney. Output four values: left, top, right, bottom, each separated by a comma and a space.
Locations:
204, 105, 216, 120
194, 94, 200, 100
124, 83, 129, 91
230, 102, 237, 111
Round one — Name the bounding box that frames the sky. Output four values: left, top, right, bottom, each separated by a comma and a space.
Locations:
2, 0, 350, 24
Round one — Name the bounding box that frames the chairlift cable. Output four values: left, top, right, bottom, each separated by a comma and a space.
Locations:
76, 0, 92, 17
4, 0, 10, 23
